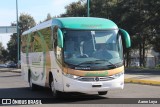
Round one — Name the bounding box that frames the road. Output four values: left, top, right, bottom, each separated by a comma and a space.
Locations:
0, 71, 160, 105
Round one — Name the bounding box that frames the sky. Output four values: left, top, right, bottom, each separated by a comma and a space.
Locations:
0, 0, 79, 49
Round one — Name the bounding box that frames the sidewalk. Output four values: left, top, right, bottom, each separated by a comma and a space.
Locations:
124, 68, 160, 86
0, 68, 160, 86
125, 74, 160, 85
0, 68, 21, 73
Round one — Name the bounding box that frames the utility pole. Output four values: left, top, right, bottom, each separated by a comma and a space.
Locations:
16, 0, 20, 68
87, 0, 90, 17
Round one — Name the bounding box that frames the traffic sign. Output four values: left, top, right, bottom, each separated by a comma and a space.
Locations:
0, 26, 17, 34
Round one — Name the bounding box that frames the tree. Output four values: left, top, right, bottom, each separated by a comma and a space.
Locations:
111, 0, 160, 67
7, 34, 17, 63
7, 13, 36, 63
40, 13, 53, 23
147, 0, 160, 53
45, 13, 52, 21
0, 42, 4, 62
0, 42, 8, 63
61, 0, 118, 17
19, 13, 36, 35
61, 1, 86, 17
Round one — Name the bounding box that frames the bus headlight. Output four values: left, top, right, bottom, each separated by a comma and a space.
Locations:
110, 72, 124, 78
63, 73, 80, 79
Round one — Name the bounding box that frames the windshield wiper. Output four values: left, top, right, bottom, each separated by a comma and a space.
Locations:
93, 59, 117, 68
67, 60, 118, 68
77, 61, 101, 66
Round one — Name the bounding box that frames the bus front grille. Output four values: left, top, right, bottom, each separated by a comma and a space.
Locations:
77, 77, 114, 82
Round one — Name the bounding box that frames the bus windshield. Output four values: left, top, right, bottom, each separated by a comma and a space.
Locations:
63, 30, 123, 70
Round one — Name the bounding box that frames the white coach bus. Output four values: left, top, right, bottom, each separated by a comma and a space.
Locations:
21, 17, 131, 97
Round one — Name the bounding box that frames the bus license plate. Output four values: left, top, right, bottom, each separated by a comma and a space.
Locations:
92, 82, 102, 87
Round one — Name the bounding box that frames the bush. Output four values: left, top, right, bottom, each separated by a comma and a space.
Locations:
155, 64, 160, 69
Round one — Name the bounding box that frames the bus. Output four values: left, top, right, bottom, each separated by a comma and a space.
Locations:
21, 17, 131, 97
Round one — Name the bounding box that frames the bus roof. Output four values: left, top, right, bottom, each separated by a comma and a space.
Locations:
53, 17, 118, 30
23, 17, 118, 35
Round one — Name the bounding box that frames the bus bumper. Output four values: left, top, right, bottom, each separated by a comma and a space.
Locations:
62, 74, 124, 92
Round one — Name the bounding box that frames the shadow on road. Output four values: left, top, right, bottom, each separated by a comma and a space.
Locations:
0, 87, 107, 104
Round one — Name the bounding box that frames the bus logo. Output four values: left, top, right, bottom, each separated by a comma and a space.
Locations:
95, 77, 99, 81
2, 99, 11, 104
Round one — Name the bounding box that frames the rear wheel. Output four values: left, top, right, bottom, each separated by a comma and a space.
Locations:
98, 91, 108, 95
28, 72, 38, 90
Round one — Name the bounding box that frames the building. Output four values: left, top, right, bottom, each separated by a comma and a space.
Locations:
130, 48, 160, 68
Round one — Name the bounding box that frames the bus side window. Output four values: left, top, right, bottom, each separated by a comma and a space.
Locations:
53, 27, 58, 51
53, 26, 62, 64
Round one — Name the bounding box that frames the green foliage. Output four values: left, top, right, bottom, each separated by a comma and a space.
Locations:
61, 1, 86, 17
0, 42, 4, 62
7, 34, 17, 62
155, 64, 160, 69
45, 13, 52, 21
0, 42, 3, 57
19, 13, 36, 34
0, 42, 8, 63
40, 13, 52, 23
6, 13, 36, 63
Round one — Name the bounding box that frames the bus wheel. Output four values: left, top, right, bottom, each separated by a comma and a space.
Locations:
98, 91, 108, 95
50, 77, 61, 98
29, 72, 38, 90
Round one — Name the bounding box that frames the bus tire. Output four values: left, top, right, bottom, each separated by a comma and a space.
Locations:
98, 91, 108, 95
50, 76, 62, 98
28, 71, 38, 91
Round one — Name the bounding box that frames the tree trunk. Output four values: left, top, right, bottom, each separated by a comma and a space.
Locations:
142, 35, 145, 67
139, 41, 142, 67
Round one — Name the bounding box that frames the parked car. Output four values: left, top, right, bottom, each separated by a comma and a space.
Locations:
0, 64, 6, 68
5, 61, 17, 68
130, 61, 140, 67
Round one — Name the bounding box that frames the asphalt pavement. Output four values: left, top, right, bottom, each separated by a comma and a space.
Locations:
0, 68, 160, 106
0, 67, 160, 85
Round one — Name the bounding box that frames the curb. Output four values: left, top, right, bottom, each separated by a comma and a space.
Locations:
0, 69, 21, 73
125, 78, 160, 86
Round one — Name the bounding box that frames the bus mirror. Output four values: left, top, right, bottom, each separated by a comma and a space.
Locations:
57, 28, 64, 48
119, 29, 131, 48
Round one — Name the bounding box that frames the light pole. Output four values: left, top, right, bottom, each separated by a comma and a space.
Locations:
16, 0, 20, 68
87, 0, 90, 17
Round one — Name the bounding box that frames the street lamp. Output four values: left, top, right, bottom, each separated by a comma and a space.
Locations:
16, 0, 20, 68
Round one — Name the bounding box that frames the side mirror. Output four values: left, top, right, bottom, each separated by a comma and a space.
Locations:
57, 28, 64, 48
119, 29, 131, 48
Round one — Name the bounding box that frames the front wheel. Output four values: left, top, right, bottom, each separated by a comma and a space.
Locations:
98, 91, 108, 95
50, 77, 62, 98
